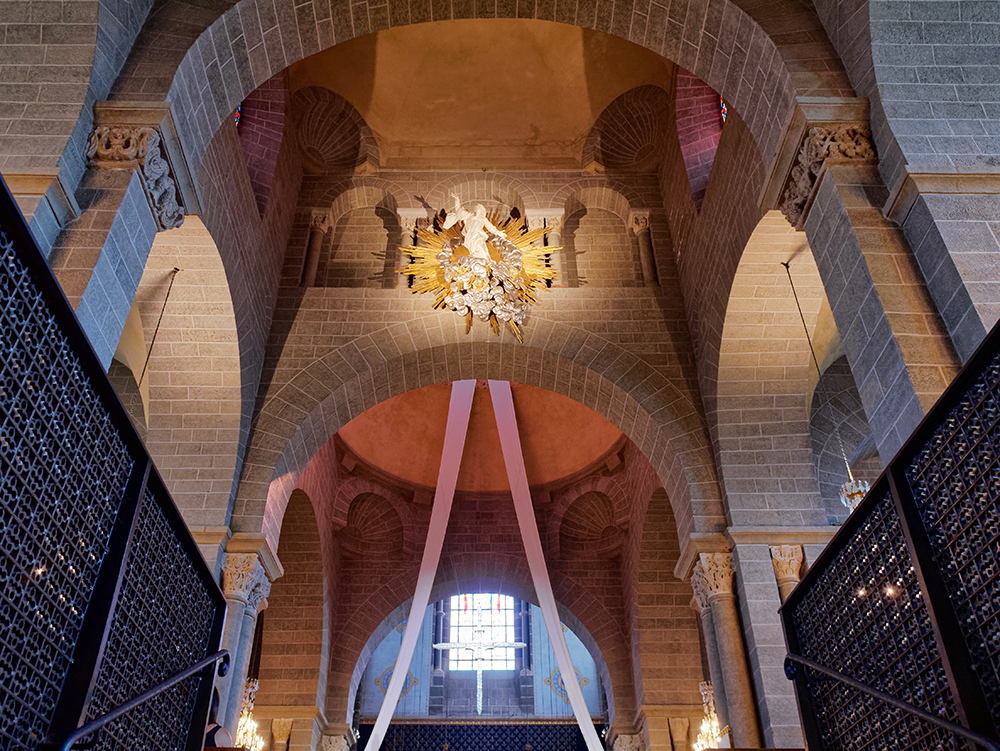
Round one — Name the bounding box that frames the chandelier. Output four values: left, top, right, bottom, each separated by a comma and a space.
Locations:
693, 681, 728, 751
235, 679, 265, 751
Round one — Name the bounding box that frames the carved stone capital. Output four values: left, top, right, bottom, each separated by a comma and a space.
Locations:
612, 732, 644, 751
697, 552, 734, 599
690, 564, 711, 613
310, 209, 332, 234
779, 124, 875, 227
770, 544, 804, 584
321, 735, 350, 751
397, 208, 429, 232
222, 553, 271, 611
271, 718, 293, 746
524, 209, 564, 233
86, 125, 184, 231
629, 210, 650, 235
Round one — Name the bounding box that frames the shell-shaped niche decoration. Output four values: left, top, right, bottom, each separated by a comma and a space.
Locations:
399, 198, 557, 342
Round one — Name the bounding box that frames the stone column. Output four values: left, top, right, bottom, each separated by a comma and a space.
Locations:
525, 210, 566, 287
397, 208, 430, 290
271, 719, 293, 751
301, 210, 332, 287
690, 565, 729, 730
219, 552, 271, 731
629, 210, 658, 287
696, 552, 763, 748
769, 544, 804, 603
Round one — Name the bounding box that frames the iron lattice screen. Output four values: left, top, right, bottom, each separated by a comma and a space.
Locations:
359, 723, 598, 751
791, 489, 961, 749
783, 317, 1000, 748
0, 176, 226, 750
907, 349, 1000, 727
84, 486, 217, 751
0, 226, 136, 751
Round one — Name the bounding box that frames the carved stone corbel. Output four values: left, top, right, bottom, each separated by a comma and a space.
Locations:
222, 552, 271, 611
770, 544, 804, 601
321, 735, 350, 751
612, 733, 644, 751
86, 125, 185, 231
271, 719, 293, 751
397, 208, 430, 233
779, 124, 875, 227
628, 210, 650, 235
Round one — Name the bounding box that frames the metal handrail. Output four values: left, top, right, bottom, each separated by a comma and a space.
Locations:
48, 649, 231, 751
784, 653, 1000, 751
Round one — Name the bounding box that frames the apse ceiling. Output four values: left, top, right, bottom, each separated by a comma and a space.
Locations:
338, 382, 623, 492
286, 19, 675, 168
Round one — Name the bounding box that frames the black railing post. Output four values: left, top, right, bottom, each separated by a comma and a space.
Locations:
888, 466, 999, 739
44, 458, 151, 743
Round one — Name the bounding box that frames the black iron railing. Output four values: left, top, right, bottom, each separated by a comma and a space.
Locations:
782, 316, 1000, 749
0, 174, 227, 751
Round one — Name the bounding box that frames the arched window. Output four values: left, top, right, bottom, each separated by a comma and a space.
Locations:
447, 594, 517, 671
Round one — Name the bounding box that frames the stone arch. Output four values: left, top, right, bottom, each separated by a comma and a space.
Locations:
162, 4, 802, 186
134, 215, 242, 529
580, 85, 672, 173
338, 492, 405, 558
244, 316, 724, 558
341, 572, 623, 726
714, 210, 826, 526
319, 180, 409, 221
425, 174, 535, 216
560, 184, 642, 288
551, 180, 643, 216
546, 474, 630, 560
291, 86, 381, 173
558, 491, 626, 559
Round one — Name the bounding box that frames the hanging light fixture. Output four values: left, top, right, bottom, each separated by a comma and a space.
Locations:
693, 682, 727, 751
781, 262, 870, 513
235, 679, 266, 751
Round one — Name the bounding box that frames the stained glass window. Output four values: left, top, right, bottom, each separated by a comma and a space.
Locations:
448, 594, 516, 671
719, 96, 728, 123
233, 104, 242, 127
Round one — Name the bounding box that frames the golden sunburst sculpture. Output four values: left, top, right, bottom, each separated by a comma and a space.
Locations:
398, 200, 557, 342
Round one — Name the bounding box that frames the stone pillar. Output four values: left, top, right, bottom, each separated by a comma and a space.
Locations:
696, 552, 763, 748
629, 210, 658, 287
769, 544, 804, 603
525, 210, 566, 287
690, 565, 729, 730
301, 210, 331, 287
219, 552, 272, 732
271, 719, 293, 751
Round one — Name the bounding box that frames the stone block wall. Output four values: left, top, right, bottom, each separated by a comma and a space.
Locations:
238, 72, 288, 215
566, 207, 643, 288
318, 205, 399, 288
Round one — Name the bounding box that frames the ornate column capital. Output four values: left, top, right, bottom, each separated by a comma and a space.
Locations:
271, 719, 293, 749
523, 209, 564, 233
320, 735, 350, 751
779, 124, 875, 227
222, 552, 271, 611
397, 208, 429, 232
690, 563, 711, 613
696, 552, 735, 600
629, 210, 651, 235
612, 733, 644, 751
86, 125, 185, 230
770, 544, 804, 585
310, 209, 332, 234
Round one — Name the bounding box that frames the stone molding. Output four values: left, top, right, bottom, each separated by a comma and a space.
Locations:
227, 532, 284, 581
770, 544, 804, 584
629, 209, 650, 234
311, 209, 333, 234
86, 125, 185, 231
779, 124, 875, 227
724, 525, 836, 548
697, 552, 734, 599
222, 552, 271, 610
612, 732, 644, 751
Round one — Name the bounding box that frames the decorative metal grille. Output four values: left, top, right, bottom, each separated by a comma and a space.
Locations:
84, 487, 217, 751
791, 490, 962, 749
362, 723, 594, 751
0, 227, 135, 751
907, 350, 1000, 726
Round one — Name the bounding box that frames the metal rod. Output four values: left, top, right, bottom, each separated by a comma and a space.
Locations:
54, 649, 230, 751
137, 267, 180, 388
784, 653, 1000, 751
